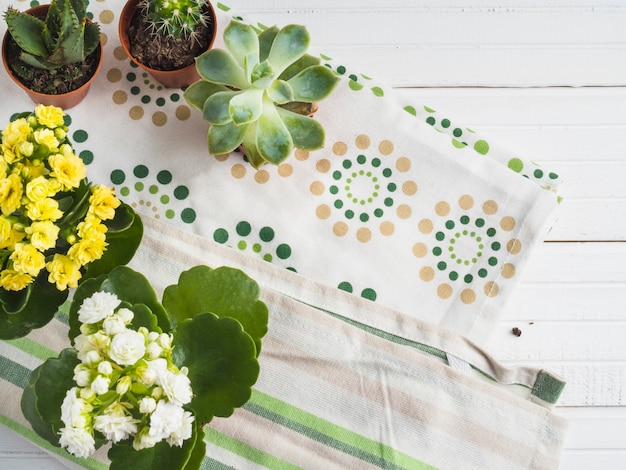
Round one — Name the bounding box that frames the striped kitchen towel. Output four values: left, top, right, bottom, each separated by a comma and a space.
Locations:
0, 217, 567, 469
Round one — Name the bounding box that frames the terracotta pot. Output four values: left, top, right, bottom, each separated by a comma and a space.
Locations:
1, 5, 103, 109
118, 0, 217, 89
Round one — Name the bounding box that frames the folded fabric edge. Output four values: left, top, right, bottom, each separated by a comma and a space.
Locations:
137, 216, 567, 408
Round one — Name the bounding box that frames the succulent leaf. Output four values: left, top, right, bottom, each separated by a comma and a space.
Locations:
4, 9, 47, 57
196, 49, 249, 89
258, 26, 279, 62
288, 65, 340, 102
267, 79, 294, 104
224, 20, 260, 69
279, 53, 321, 81
229, 89, 264, 126
277, 107, 326, 150
256, 100, 294, 165
184, 81, 228, 110
203, 90, 239, 125
267, 24, 310, 76
207, 121, 249, 155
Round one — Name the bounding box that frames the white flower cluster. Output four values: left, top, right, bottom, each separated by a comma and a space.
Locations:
58, 291, 195, 458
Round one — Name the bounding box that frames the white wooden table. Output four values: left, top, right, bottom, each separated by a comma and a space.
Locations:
1, 1, 624, 468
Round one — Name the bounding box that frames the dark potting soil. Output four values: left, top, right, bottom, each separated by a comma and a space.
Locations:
127, 6, 214, 71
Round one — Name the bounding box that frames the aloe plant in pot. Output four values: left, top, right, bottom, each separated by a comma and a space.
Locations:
184, 20, 339, 169
2, 0, 102, 109
119, 0, 217, 88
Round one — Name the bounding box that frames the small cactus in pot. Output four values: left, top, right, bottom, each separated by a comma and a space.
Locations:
184, 20, 339, 168
142, 0, 211, 40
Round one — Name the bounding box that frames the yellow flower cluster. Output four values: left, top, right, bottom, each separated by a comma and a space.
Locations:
0, 105, 121, 292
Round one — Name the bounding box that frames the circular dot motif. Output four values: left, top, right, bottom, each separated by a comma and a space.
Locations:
109, 165, 195, 224
312, 136, 417, 241
414, 195, 523, 304
212, 221, 296, 271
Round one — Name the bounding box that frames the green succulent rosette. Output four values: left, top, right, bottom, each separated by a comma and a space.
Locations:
21, 265, 268, 469
0, 105, 143, 339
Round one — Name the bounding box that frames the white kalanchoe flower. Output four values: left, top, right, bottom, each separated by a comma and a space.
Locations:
73, 364, 93, 388
93, 405, 140, 444
149, 400, 186, 441
103, 314, 126, 336
74, 331, 110, 362
133, 426, 157, 451
116, 307, 134, 324
116, 375, 132, 395
139, 396, 157, 414
160, 368, 193, 407
97, 360, 113, 376
146, 341, 163, 360
61, 388, 89, 429
84, 350, 101, 366
109, 328, 147, 365
78, 291, 121, 324
166, 410, 195, 447
59, 426, 96, 458
90, 375, 111, 395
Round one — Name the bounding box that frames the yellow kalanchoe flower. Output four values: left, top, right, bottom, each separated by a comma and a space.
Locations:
68, 238, 108, 266
26, 197, 64, 221
34, 103, 65, 129
89, 185, 121, 221
0, 269, 33, 291
77, 215, 108, 242
26, 175, 53, 202
26, 220, 60, 251
34, 128, 60, 152
0, 173, 24, 216
48, 152, 87, 190
10, 243, 46, 277
46, 254, 83, 291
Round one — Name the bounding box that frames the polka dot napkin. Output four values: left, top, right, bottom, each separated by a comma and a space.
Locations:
0, 1, 561, 345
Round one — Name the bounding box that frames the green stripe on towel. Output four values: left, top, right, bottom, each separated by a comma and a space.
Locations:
248, 390, 436, 470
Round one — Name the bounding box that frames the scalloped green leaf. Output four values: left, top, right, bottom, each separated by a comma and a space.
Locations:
162, 266, 268, 354
21, 363, 60, 446
108, 420, 201, 470
288, 65, 339, 102
229, 88, 264, 126
207, 121, 248, 155
277, 107, 326, 150
256, 102, 294, 165
33, 349, 80, 439
195, 49, 249, 90
267, 24, 310, 76
172, 313, 259, 422
183, 81, 228, 111
82, 204, 144, 282
223, 20, 260, 70
0, 275, 69, 340
202, 90, 239, 125
129, 304, 162, 334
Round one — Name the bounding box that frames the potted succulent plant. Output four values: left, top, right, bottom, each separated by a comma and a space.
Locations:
119, 0, 217, 88
0, 105, 143, 340
21, 264, 267, 469
184, 20, 339, 168
2, 0, 103, 109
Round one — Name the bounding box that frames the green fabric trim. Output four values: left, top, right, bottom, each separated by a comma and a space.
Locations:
248, 389, 436, 470
4, 337, 57, 362
531, 371, 566, 404
0, 415, 108, 470
203, 426, 300, 470
0, 355, 31, 389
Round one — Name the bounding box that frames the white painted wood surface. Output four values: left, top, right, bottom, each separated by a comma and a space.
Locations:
1, 1, 625, 468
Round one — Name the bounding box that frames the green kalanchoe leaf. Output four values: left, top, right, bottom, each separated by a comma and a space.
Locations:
288, 65, 340, 102
0, 274, 69, 340
82, 204, 144, 282
21, 363, 59, 446
196, 49, 249, 89
172, 312, 260, 423
128, 303, 162, 334
109, 420, 203, 470
207, 120, 248, 155
184, 81, 228, 111
223, 20, 260, 70
162, 265, 268, 353
277, 106, 326, 150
